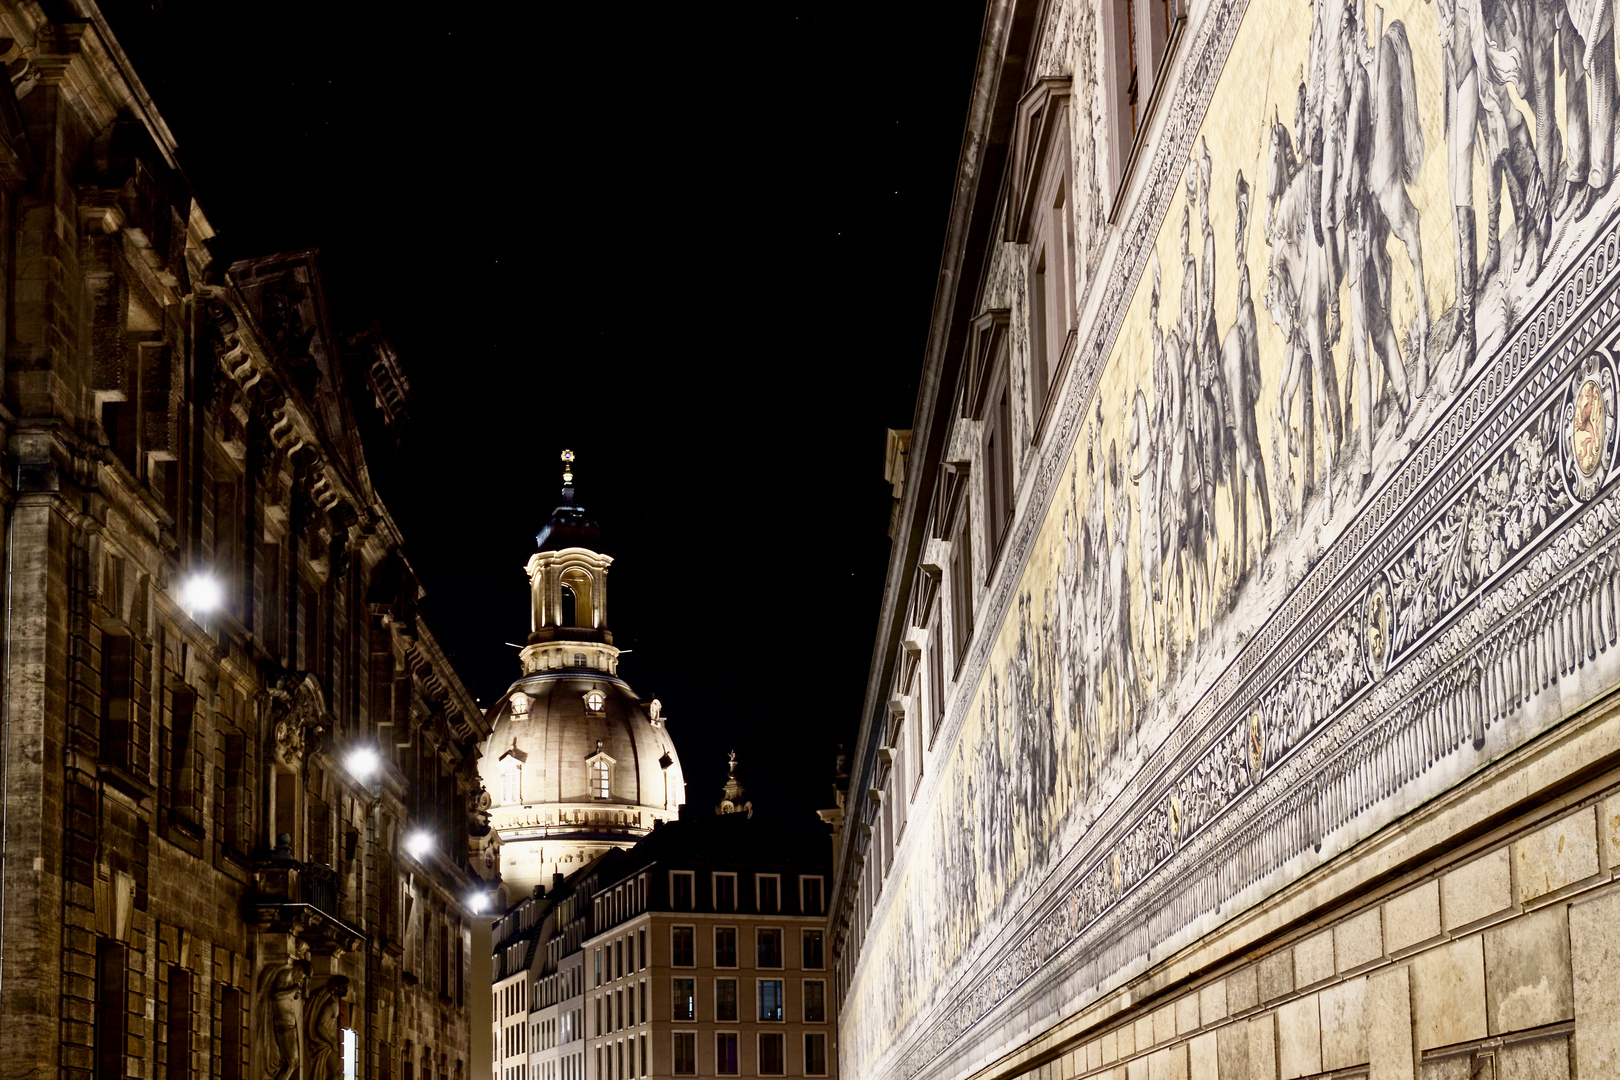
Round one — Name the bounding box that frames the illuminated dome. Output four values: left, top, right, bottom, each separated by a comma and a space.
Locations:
479, 451, 686, 898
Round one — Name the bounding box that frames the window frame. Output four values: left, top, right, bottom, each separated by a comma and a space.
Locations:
670, 925, 696, 968
799, 875, 825, 916
670, 870, 695, 911
757, 1031, 787, 1077
713, 976, 739, 1023
756, 978, 785, 1023
801, 928, 825, 970
670, 1031, 697, 1077
802, 978, 827, 1023
714, 1030, 740, 1077
714, 926, 739, 969
804, 1031, 829, 1078
671, 977, 695, 1023
712, 871, 737, 912
755, 926, 784, 970
755, 873, 781, 914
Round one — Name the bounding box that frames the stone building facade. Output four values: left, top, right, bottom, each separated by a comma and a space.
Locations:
837, 0, 1620, 1077
0, 3, 492, 1077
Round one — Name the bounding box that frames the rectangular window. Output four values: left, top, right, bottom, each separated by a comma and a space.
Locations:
595, 948, 602, 986
594, 996, 601, 1037
670, 871, 694, 911
671, 926, 694, 967
758, 979, 784, 1022
715, 1032, 739, 1076
167, 686, 200, 830
639, 979, 646, 1022
949, 513, 973, 666
712, 872, 736, 911
986, 384, 1014, 558
714, 926, 737, 968
756, 874, 779, 913
638, 928, 646, 969
672, 1033, 696, 1076
758, 1032, 785, 1076
100, 631, 134, 768
805, 1032, 828, 1076
928, 611, 946, 738
800, 876, 824, 916
715, 978, 738, 1023
97, 941, 129, 1080
804, 980, 826, 1023
220, 985, 244, 1080
615, 938, 623, 979
802, 929, 825, 970
756, 928, 783, 969
166, 965, 192, 1080
671, 978, 694, 1022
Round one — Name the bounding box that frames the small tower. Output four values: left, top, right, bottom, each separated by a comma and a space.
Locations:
520, 449, 618, 676
715, 751, 753, 817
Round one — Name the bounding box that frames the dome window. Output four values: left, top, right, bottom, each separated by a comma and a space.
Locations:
583, 689, 606, 716
586, 741, 616, 801
510, 692, 530, 717
573, 653, 587, 668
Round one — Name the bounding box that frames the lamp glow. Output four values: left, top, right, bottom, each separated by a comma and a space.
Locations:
346, 747, 380, 783
405, 830, 433, 860
468, 892, 488, 913
180, 574, 224, 613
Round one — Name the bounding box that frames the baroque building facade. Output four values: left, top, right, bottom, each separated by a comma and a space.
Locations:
837, 0, 1620, 1077
0, 3, 492, 1077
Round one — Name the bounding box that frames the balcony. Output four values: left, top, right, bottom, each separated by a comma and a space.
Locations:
247, 858, 365, 952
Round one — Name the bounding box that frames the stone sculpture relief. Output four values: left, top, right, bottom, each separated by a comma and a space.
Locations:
263, 958, 311, 1080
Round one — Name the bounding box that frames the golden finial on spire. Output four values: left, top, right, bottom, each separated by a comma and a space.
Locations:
561, 448, 575, 485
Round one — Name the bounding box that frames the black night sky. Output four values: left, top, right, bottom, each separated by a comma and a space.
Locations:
98, 1, 986, 823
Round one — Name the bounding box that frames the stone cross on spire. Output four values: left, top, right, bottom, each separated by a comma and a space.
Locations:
715, 750, 752, 817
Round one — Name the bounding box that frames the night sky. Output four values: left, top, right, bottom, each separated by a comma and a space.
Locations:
99, 0, 985, 823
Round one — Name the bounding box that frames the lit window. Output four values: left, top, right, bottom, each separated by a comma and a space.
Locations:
510, 692, 530, 717
584, 689, 606, 715
503, 769, 520, 804
591, 760, 610, 800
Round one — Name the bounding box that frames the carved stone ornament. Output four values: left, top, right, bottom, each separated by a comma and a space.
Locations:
1564, 356, 1616, 501
262, 957, 311, 1080
305, 975, 350, 1080
1365, 579, 1391, 681
268, 674, 330, 769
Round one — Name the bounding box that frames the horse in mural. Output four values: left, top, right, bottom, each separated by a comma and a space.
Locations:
1338, 11, 1429, 393
1265, 106, 1344, 518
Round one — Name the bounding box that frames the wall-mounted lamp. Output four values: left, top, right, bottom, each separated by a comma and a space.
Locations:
405, 830, 433, 860
346, 746, 381, 784
180, 573, 223, 613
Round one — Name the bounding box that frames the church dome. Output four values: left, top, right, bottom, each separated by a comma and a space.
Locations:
486, 673, 684, 814
479, 450, 688, 898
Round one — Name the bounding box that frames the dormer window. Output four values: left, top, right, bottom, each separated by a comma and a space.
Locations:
583, 689, 606, 716
586, 742, 616, 801
510, 691, 530, 718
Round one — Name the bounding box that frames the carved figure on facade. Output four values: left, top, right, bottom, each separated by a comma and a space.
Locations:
305, 975, 350, 1080
268, 674, 329, 768
263, 957, 312, 1080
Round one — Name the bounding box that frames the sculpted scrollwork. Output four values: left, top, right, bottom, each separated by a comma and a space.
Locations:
267, 674, 331, 769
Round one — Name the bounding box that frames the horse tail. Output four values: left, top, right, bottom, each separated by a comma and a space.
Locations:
1385, 20, 1425, 183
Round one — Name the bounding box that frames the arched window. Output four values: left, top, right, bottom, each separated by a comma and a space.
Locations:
560, 584, 577, 628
